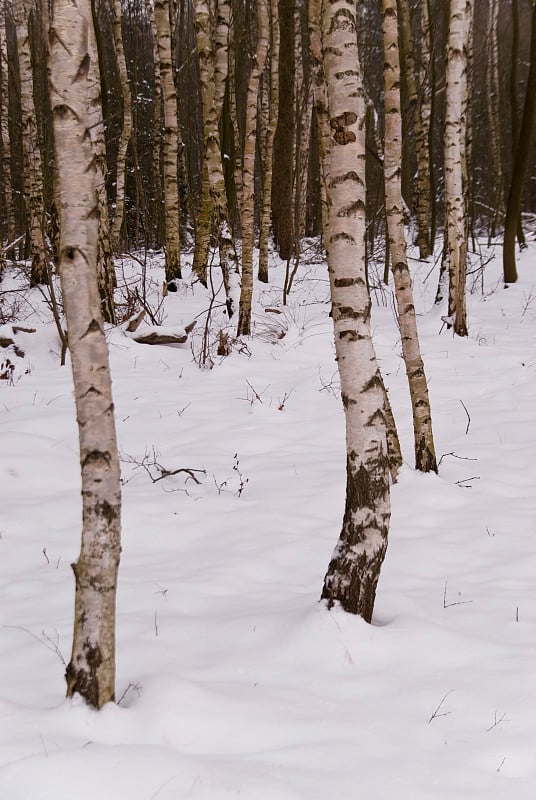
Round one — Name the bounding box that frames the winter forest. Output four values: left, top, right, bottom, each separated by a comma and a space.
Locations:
1, 0, 535, 797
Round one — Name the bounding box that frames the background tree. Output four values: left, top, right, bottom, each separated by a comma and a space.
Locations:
504, 0, 536, 284
382, 0, 437, 473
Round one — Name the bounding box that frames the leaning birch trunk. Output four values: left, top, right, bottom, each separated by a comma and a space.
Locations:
0, 2, 14, 244
237, 0, 269, 336
382, 0, 437, 473
154, 0, 181, 281
258, 0, 280, 283
13, 0, 47, 286
318, 0, 391, 621
110, 0, 133, 250
444, 0, 469, 336
49, 0, 121, 708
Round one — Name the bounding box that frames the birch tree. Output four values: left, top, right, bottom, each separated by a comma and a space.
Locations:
443, 0, 471, 336
317, 0, 391, 621
237, 0, 269, 336
14, 0, 48, 286
258, 0, 280, 283
49, 0, 122, 708
398, 0, 432, 258
382, 0, 437, 473
0, 0, 13, 244
110, 0, 133, 249
154, 0, 181, 280
194, 0, 239, 314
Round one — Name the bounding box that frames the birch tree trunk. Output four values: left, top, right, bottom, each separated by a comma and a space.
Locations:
258, 0, 280, 283
237, 0, 269, 336
194, 0, 239, 313
0, 1, 14, 244
49, 0, 122, 708
382, 0, 437, 473
398, 0, 432, 258
14, 0, 48, 286
444, 0, 469, 336
154, 0, 181, 280
318, 0, 391, 621
110, 0, 133, 250
145, 0, 164, 247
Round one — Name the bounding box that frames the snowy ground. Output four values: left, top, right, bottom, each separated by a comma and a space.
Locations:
0, 238, 535, 799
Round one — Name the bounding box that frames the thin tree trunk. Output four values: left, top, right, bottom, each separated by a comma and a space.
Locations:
398, 0, 432, 258
504, 0, 536, 284
382, 0, 437, 474
110, 0, 133, 250
194, 0, 239, 313
87, 8, 116, 324
444, 0, 469, 336
318, 0, 391, 621
237, 0, 269, 336
0, 1, 14, 244
49, 0, 121, 709
145, 0, 164, 248
510, 0, 525, 248
154, 0, 181, 280
258, 0, 280, 283
14, 0, 47, 286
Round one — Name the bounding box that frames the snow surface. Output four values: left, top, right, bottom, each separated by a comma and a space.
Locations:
0, 240, 535, 799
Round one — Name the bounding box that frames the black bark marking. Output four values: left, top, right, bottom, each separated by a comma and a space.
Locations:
334, 277, 358, 287
330, 170, 363, 188
339, 329, 361, 341
328, 8, 356, 34
334, 129, 356, 145
82, 449, 112, 470
330, 111, 358, 128
329, 232, 356, 245
337, 199, 364, 216
66, 639, 103, 707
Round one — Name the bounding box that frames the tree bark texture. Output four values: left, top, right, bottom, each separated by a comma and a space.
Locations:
382, 0, 437, 473
14, 0, 48, 286
318, 0, 391, 622
444, 0, 469, 336
154, 0, 181, 280
503, 0, 536, 284
237, 0, 269, 336
0, 1, 14, 243
258, 0, 280, 283
49, 0, 122, 709
110, 0, 133, 250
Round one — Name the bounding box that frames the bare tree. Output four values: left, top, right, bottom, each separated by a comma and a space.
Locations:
237, 0, 269, 336
49, 0, 122, 708
504, 0, 536, 284
110, 0, 133, 249
382, 0, 437, 473
13, 0, 47, 286
317, 0, 391, 621
443, 0, 472, 336
154, 0, 181, 280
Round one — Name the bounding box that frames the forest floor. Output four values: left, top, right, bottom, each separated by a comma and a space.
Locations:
0, 235, 535, 799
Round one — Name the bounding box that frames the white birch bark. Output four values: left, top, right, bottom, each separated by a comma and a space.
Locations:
154, 0, 181, 280
194, 0, 239, 313
110, 0, 133, 249
398, 0, 432, 258
49, 0, 121, 708
0, 0, 13, 243
382, 0, 437, 473
318, 0, 391, 621
237, 0, 269, 336
13, 0, 47, 286
444, 0, 469, 336
258, 0, 280, 283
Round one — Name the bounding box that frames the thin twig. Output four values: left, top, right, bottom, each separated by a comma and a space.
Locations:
459, 399, 471, 434
429, 690, 453, 722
